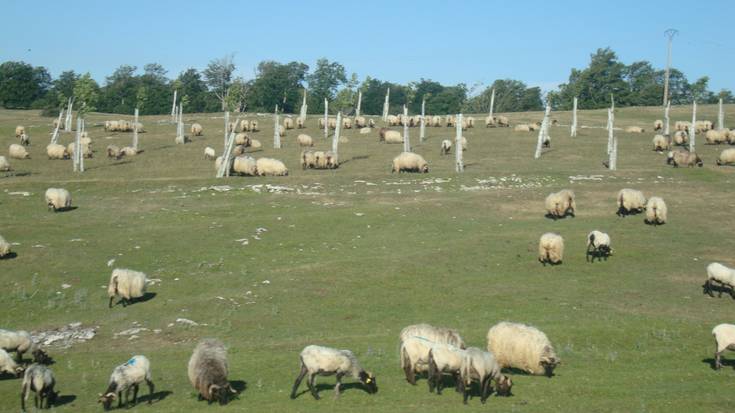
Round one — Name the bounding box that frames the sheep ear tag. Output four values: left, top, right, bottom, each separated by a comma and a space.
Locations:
365, 378, 371, 383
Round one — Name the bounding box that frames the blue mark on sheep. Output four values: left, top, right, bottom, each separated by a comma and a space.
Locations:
126, 357, 136, 366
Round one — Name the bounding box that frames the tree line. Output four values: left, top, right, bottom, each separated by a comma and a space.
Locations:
0, 48, 731, 117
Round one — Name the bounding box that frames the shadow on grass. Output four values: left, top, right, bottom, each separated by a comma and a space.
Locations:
54, 394, 77, 407
0, 372, 21, 381
292, 382, 370, 399
702, 357, 735, 370
86, 160, 133, 170
52, 206, 78, 213
503, 367, 556, 378
111, 292, 157, 308
139, 390, 173, 404
231, 380, 247, 394
1, 171, 32, 178
0, 252, 18, 260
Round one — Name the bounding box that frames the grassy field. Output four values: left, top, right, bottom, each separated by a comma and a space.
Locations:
1, 104, 734, 412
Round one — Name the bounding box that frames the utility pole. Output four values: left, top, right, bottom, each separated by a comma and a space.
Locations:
663, 29, 678, 106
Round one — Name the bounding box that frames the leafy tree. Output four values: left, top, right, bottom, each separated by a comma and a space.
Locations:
175, 68, 208, 113
225, 77, 250, 112
246, 61, 308, 113
53, 70, 79, 106
203, 55, 236, 111
307, 58, 346, 113
0, 61, 51, 108
466, 80, 541, 113
555, 48, 629, 109
99, 65, 139, 114
136, 63, 172, 115
332, 73, 358, 114
73, 73, 100, 116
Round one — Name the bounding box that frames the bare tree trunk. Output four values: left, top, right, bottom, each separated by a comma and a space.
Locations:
607, 108, 613, 155
64, 97, 74, 132
420, 97, 426, 142
403, 105, 410, 152
273, 105, 281, 149
718, 98, 724, 130
171, 90, 177, 123
299, 90, 307, 122
690, 101, 697, 153
571, 97, 578, 137
455, 113, 463, 172
534, 105, 551, 159
51, 109, 63, 144
664, 100, 671, 146
224, 111, 229, 149
608, 109, 617, 170
382, 88, 390, 122
324, 98, 329, 140
217, 119, 239, 178
355, 91, 362, 119
488, 88, 495, 119
73, 117, 82, 172
333, 112, 341, 155
133, 108, 139, 150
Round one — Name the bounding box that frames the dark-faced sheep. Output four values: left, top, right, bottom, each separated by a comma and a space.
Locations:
460, 347, 512, 404
188, 339, 236, 404
586, 230, 612, 262
98, 355, 154, 410
291, 345, 376, 400
21, 364, 57, 411
666, 150, 702, 168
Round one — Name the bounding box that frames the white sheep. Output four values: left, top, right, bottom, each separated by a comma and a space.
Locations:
120, 147, 138, 157
278, 125, 286, 137
544, 189, 576, 219
586, 230, 612, 262
232, 156, 257, 176
328, 118, 337, 130
675, 121, 690, 132
9, 144, 30, 159
0, 329, 32, 362
284, 117, 294, 130
106, 145, 122, 159
15, 125, 25, 137
188, 339, 236, 404
0, 348, 23, 377
256, 158, 288, 176
496, 116, 510, 127
538, 233, 564, 265
250, 120, 259, 131
625, 126, 645, 133
67, 142, 93, 159
44, 188, 72, 212
440, 139, 452, 155
667, 150, 703, 168
616, 188, 646, 216
107, 268, 148, 308
342, 117, 353, 129
296, 134, 313, 147
485, 116, 496, 127
716, 148, 735, 166
191, 123, 203, 136
98, 355, 154, 410
296, 117, 305, 129
392, 152, 428, 173
175, 135, 189, 144
486, 321, 560, 377
368, 118, 376, 128
400, 337, 434, 385
354, 116, 366, 128
654, 119, 663, 131
460, 347, 512, 404
291, 345, 377, 400
704, 263, 735, 299
673, 130, 689, 146
204, 147, 216, 160
0, 155, 10, 171
514, 124, 531, 132
644, 197, 667, 226
301, 150, 317, 169
427, 343, 466, 394
249, 139, 261, 149
21, 364, 57, 411
359, 127, 371, 134
20, 133, 30, 146
0, 234, 11, 258
387, 115, 399, 126
705, 129, 729, 145
383, 130, 403, 144
712, 324, 735, 369
652, 135, 668, 152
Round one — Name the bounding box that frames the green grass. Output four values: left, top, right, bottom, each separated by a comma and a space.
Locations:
1, 105, 735, 412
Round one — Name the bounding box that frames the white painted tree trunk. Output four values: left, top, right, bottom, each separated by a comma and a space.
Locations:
608, 109, 617, 170
333, 112, 341, 155
420, 97, 426, 142
64, 97, 74, 131
690, 101, 697, 152
664, 100, 671, 146
223, 111, 229, 148
606, 109, 613, 155
488, 87, 495, 119
534, 105, 551, 159
402, 105, 410, 152
171, 89, 177, 122
177, 105, 184, 143
455, 113, 463, 172
133, 108, 139, 150
718, 98, 724, 130
324, 98, 329, 139
382, 88, 390, 121
273, 105, 281, 149
299, 90, 307, 122
571, 97, 578, 137
355, 90, 362, 118
217, 127, 238, 178
73, 117, 82, 172
51, 109, 63, 144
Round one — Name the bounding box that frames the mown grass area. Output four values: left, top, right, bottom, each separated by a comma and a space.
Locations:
1, 105, 734, 412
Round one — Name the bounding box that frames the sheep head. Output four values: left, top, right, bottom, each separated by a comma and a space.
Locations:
495, 375, 512, 396
540, 352, 560, 377
359, 371, 378, 394
14, 365, 24, 377
695, 155, 703, 167
421, 164, 429, 173
98, 392, 117, 410
208, 383, 236, 405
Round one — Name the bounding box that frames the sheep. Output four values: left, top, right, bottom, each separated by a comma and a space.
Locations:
296, 134, 313, 147
703, 263, 735, 299
359, 127, 371, 134
675, 121, 690, 132
67, 142, 93, 159
625, 126, 645, 133
284, 117, 294, 130
232, 156, 257, 176
301, 150, 317, 169
46, 144, 69, 160
31, 349, 52, 365
673, 130, 689, 146
80, 135, 92, 146
98, 355, 154, 410
496, 116, 510, 127
120, 147, 138, 157
0, 349, 23, 377
514, 124, 531, 132
392, 152, 428, 173
44, 188, 72, 212
0, 234, 11, 258
653, 120, 663, 131
712, 324, 735, 369
15, 125, 26, 137
695, 120, 712, 133
256, 158, 288, 176
325, 151, 339, 169
666, 150, 703, 168
188, 339, 236, 404
354, 116, 366, 128
314, 151, 327, 169
528, 122, 541, 132
538, 233, 564, 265
0, 330, 32, 362
240, 119, 250, 132
460, 136, 468, 151
318, 118, 325, 129
250, 139, 262, 149
440, 139, 452, 155
427, 343, 466, 394
400, 337, 435, 384
378, 127, 389, 142
291, 345, 377, 400
342, 117, 353, 129
191, 123, 203, 136
174, 135, 189, 144
21, 364, 57, 411
616, 188, 646, 216
729, 130, 735, 144
383, 130, 403, 144
20, 133, 30, 146
459, 347, 512, 404
107, 268, 148, 308
204, 147, 216, 160
705, 129, 729, 145
227, 121, 237, 133
296, 117, 305, 129
432, 115, 442, 127
328, 118, 337, 130
716, 148, 735, 166
446, 115, 456, 127
466, 117, 475, 128
644, 196, 667, 225
235, 133, 250, 146
0, 155, 10, 171
368, 118, 376, 128
250, 120, 259, 132
232, 145, 247, 156
486, 321, 560, 377
399, 323, 466, 349
278, 125, 286, 137
106, 145, 122, 159
214, 156, 230, 173
652, 134, 669, 152
544, 189, 576, 219
586, 230, 613, 262
9, 144, 30, 159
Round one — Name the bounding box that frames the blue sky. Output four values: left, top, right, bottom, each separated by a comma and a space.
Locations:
1, 0, 733, 93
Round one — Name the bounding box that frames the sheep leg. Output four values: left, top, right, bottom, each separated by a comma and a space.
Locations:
715, 349, 723, 370
21, 386, 26, 411
290, 365, 308, 399
704, 280, 713, 297
402, 359, 415, 385
35, 392, 39, 408
480, 376, 491, 404
462, 383, 471, 405
427, 359, 437, 393
117, 391, 123, 408
307, 373, 320, 400
132, 383, 139, 405
334, 373, 344, 398
454, 373, 462, 393
146, 379, 155, 404
108, 296, 115, 308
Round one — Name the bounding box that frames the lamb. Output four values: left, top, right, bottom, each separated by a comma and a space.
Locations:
399, 323, 466, 349
278, 125, 286, 137
0, 155, 10, 171
0, 329, 32, 361
440, 139, 452, 155
283, 117, 294, 130
188, 339, 236, 404
427, 343, 466, 394
673, 130, 688, 146
616, 188, 646, 216
486, 321, 560, 377
256, 158, 288, 176
21, 364, 57, 411
716, 148, 735, 166
20, 133, 30, 146
538, 233, 564, 265
544, 189, 576, 219
0, 349, 23, 377
301, 150, 317, 169
514, 124, 531, 132
666, 150, 703, 168
586, 230, 613, 262
44, 188, 72, 212
625, 126, 645, 133
712, 324, 735, 369
120, 147, 138, 157
653, 120, 663, 131
296, 134, 313, 147
291, 345, 377, 400
354, 116, 366, 128
191, 123, 203, 136
0, 234, 11, 258
459, 347, 512, 404
107, 268, 148, 308
46, 144, 69, 160
703, 263, 735, 299
644, 196, 667, 225
705, 129, 729, 145
392, 152, 428, 173
98, 355, 154, 410
15, 125, 25, 137
368, 118, 376, 128
204, 147, 216, 160
383, 130, 403, 144
296, 117, 305, 129
652, 134, 669, 152
9, 144, 30, 159
232, 156, 257, 176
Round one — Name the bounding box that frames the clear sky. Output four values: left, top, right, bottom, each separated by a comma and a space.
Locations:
1, 0, 732, 93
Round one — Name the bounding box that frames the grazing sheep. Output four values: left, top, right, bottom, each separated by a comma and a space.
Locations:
296, 134, 313, 147
120, 147, 138, 157
174, 135, 189, 144
431, 115, 442, 127
249, 120, 259, 132
249, 139, 262, 149
191, 123, 203, 136
653, 120, 663, 131
106, 145, 121, 159
318, 118, 325, 129
399, 324, 466, 349
44, 188, 72, 212
392, 152, 428, 173
383, 130, 403, 144
616, 188, 646, 216
386, 115, 399, 126
0, 330, 32, 362
232, 145, 247, 156
21, 364, 57, 411
235, 133, 250, 146
20, 133, 30, 146
342, 117, 353, 129
368, 118, 376, 128
232, 156, 257, 176
359, 127, 371, 134
46, 144, 69, 160
460, 347, 512, 404
324, 151, 339, 169
188, 339, 236, 404
514, 124, 531, 132
0, 155, 10, 171
485, 116, 496, 127
9, 144, 29, 159
673, 130, 689, 146
716, 148, 735, 166
644, 196, 667, 225
695, 120, 712, 133
625, 126, 645, 133
284, 117, 294, 130
400, 337, 435, 384
15, 125, 25, 137
354, 116, 366, 128
705, 129, 729, 145
427, 343, 466, 394
703, 263, 735, 299
586, 230, 613, 262
278, 125, 286, 137
538, 233, 564, 265
291, 345, 377, 400
666, 150, 703, 168
496, 116, 510, 127
256, 158, 288, 176
675, 121, 690, 132
328, 118, 337, 130
301, 150, 317, 169
528, 122, 541, 132
98, 355, 154, 411
0, 234, 11, 258
107, 268, 147, 308
652, 134, 669, 152
0, 349, 23, 377
378, 127, 388, 142
296, 117, 305, 129
486, 321, 559, 377
446, 115, 456, 127
204, 147, 216, 160
712, 324, 735, 369
544, 189, 576, 219
31, 349, 52, 366
67, 142, 93, 159
440, 139, 452, 155
314, 151, 327, 169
